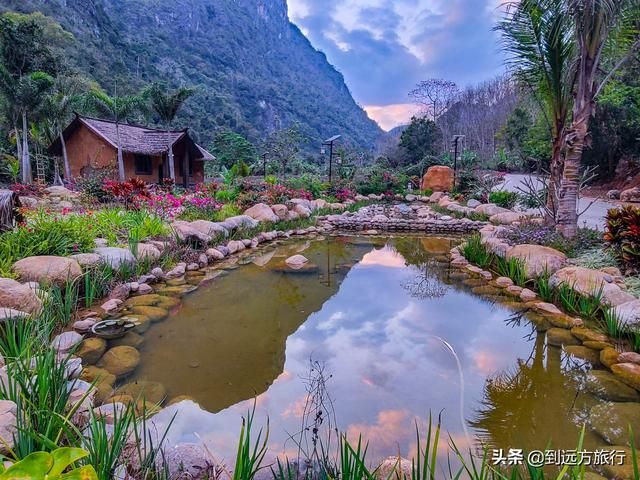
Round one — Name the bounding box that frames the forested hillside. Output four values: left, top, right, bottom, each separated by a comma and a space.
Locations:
0, 0, 382, 150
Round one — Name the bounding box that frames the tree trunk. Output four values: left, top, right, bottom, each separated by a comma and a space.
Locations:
168, 147, 176, 181
545, 134, 564, 225
59, 128, 72, 182
556, 112, 589, 238
14, 124, 22, 177
21, 112, 32, 184
115, 122, 125, 181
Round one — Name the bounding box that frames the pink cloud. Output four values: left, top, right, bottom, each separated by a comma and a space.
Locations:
364, 104, 422, 131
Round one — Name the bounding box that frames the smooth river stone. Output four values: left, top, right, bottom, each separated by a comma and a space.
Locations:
590, 402, 640, 445
115, 380, 166, 405
128, 306, 168, 323
124, 294, 164, 307
571, 327, 609, 343
109, 332, 145, 349
96, 346, 140, 378
586, 370, 640, 402
75, 337, 107, 365
600, 447, 636, 480
601, 347, 622, 369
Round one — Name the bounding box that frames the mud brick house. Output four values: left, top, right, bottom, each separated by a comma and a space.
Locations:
49, 114, 215, 187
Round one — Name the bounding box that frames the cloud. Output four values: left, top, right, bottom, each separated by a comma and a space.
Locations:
364, 103, 421, 130
288, 0, 506, 115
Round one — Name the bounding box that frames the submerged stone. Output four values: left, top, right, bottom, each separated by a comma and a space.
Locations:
590, 402, 640, 445
128, 305, 169, 323
611, 363, 640, 391
116, 380, 166, 405
547, 328, 580, 346
97, 346, 140, 378
586, 370, 640, 402
565, 345, 600, 365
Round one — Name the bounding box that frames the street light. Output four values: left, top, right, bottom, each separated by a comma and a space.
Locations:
262, 152, 269, 179
451, 135, 465, 188
322, 135, 341, 183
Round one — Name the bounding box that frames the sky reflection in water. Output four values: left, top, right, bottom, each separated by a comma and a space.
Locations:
138, 236, 600, 467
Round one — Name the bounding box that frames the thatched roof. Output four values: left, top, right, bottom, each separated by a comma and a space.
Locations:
49, 115, 215, 161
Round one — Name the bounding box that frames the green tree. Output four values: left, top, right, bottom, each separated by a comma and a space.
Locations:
397, 116, 442, 168
82, 87, 147, 181
263, 124, 305, 177
144, 82, 195, 181
211, 130, 257, 170
495, 0, 575, 222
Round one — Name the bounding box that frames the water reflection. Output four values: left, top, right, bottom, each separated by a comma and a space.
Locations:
134, 236, 612, 470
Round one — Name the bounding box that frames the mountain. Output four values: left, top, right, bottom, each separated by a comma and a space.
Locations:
375, 124, 408, 155
1, 0, 383, 151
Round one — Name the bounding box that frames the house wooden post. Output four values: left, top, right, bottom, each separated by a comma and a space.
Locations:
168, 143, 176, 181
182, 149, 189, 189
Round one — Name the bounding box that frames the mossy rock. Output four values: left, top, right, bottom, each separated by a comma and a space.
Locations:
586, 370, 640, 402
526, 313, 551, 331
590, 403, 640, 445
136, 399, 162, 415
565, 345, 600, 365
94, 382, 114, 405
471, 285, 502, 296
583, 340, 613, 351
116, 380, 166, 404
611, 363, 640, 391
131, 314, 151, 334
76, 337, 107, 365
124, 294, 164, 307
185, 270, 205, 278
600, 447, 635, 479
154, 286, 194, 297
462, 278, 485, 287
546, 314, 577, 329
110, 331, 145, 349
96, 346, 140, 378
80, 366, 116, 388
166, 277, 187, 286
601, 347, 622, 369
105, 394, 134, 405
128, 306, 168, 323
547, 328, 580, 347
155, 296, 181, 309
185, 276, 204, 286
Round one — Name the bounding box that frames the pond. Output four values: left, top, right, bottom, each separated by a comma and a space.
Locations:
131, 235, 617, 469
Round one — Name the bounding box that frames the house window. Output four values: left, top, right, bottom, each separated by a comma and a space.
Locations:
134, 155, 152, 175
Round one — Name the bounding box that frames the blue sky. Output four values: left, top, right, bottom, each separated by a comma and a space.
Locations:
288, 0, 507, 130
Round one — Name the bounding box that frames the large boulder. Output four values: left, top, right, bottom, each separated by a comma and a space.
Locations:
244, 203, 278, 223
44, 186, 75, 198
271, 204, 288, 220
506, 244, 567, 278
550, 266, 636, 306
94, 247, 137, 269
0, 400, 17, 455
189, 220, 228, 238
489, 212, 527, 225
70, 253, 102, 268
611, 362, 640, 391
0, 278, 42, 314
172, 221, 212, 245
614, 300, 640, 327
621, 187, 640, 202
219, 215, 258, 231
162, 443, 217, 480
13, 256, 82, 286
421, 166, 454, 192
136, 243, 161, 261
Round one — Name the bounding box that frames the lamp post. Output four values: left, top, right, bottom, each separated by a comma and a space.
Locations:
262, 152, 269, 179
322, 135, 341, 183
451, 135, 465, 189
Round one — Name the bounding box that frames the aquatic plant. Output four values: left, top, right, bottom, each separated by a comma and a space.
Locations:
555, 282, 604, 320
461, 234, 494, 268
495, 256, 527, 287
0, 448, 97, 479
233, 406, 269, 480
534, 271, 554, 303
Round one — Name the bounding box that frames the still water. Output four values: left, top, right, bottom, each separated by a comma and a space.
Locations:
133, 235, 609, 468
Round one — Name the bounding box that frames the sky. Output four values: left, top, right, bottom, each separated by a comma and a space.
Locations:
287, 0, 507, 130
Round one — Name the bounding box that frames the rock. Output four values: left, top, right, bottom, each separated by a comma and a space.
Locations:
611, 363, 640, 391
97, 346, 140, 378
76, 337, 107, 365
45, 185, 74, 198
219, 215, 258, 230
551, 266, 636, 307
546, 328, 580, 346
116, 380, 166, 404
421, 166, 454, 192
19, 196, 38, 209
93, 402, 126, 424
590, 402, 640, 445
100, 298, 122, 315
137, 284, 153, 295
13, 256, 82, 286
312, 198, 328, 210
467, 199, 481, 208
128, 305, 169, 322
607, 189, 621, 200
376, 456, 412, 480
618, 352, 640, 364
93, 247, 136, 270
109, 332, 144, 349
227, 240, 245, 254
0, 309, 30, 321
601, 348, 622, 368
172, 221, 212, 245
520, 288, 536, 301
490, 212, 527, 225
429, 191, 445, 203
614, 300, 640, 327
285, 255, 309, 268
73, 319, 96, 333
80, 366, 116, 388
571, 327, 609, 343
52, 331, 83, 353
271, 204, 288, 220
620, 187, 640, 202
163, 443, 217, 480
0, 278, 43, 315
166, 264, 186, 279
70, 253, 102, 268
505, 285, 523, 296
475, 203, 510, 216
293, 204, 312, 218
189, 220, 228, 238
244, 203, 278, 222
534, 302, 563, 315
600, 446, 635, 479
94, 238, 108, 248
206, 248, 225, 260
136, 243, 161, 261
0, 400, 17, 454
151, 267, 164, 277
564, 345, 600, 364
505, 245, 567, 279
109, 283, 131, 302
586, 370, 640, 402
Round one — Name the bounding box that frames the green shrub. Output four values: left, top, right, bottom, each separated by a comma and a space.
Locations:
534, 272, 554, 303
461, 234, 494, 268
605, 205, 640, 274
214, 203, 242, 221
555, 282, 604, 320
495, 256, 527, 287
488, 190, 519, 209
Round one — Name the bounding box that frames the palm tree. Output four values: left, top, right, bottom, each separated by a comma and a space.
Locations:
0, 69, 53, 184
556, 0, 640, 238
42, 75, 88, 182
83, 87, 147, 181
144, 83, 195, 181
495, 0, 575, 223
